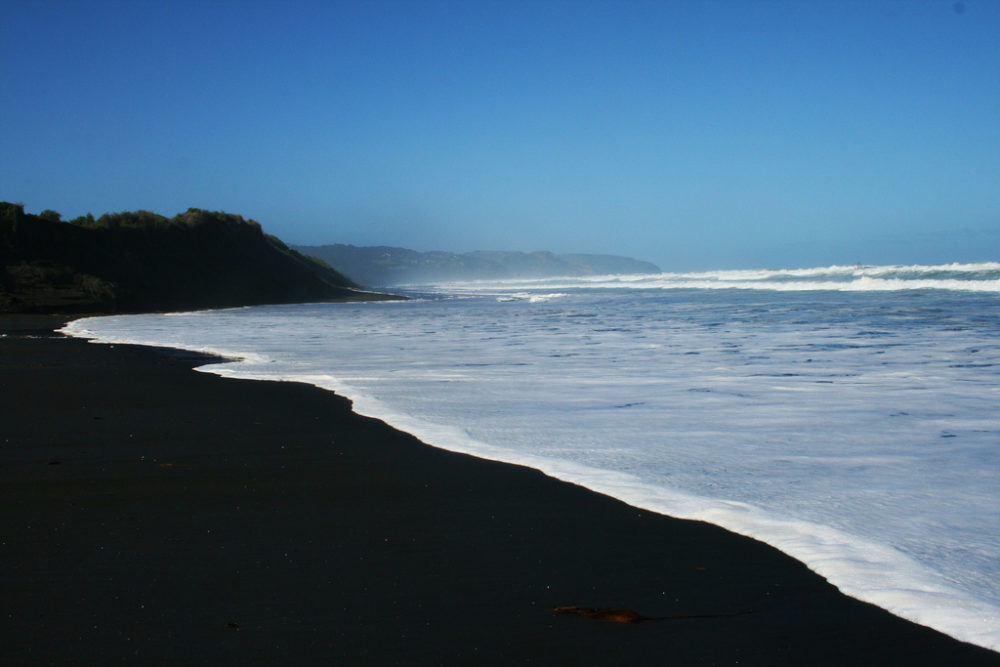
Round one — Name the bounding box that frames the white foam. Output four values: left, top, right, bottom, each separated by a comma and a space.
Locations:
62, 318, 271, 365
202, 365, 1000, 650
436, 276, 1000, 293
58, 274, 1000, 652
423, 261, 1000, 293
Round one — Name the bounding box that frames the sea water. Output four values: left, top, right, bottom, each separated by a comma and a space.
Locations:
63, 262, 1000, 651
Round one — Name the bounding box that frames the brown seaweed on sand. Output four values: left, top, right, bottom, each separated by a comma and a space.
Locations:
553, 605, 753, 624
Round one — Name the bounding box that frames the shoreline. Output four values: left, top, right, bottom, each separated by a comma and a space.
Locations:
3, 314, 998, 664
60, 301, 1000, 652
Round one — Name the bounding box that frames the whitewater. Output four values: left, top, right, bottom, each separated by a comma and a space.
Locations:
63, 262, 1000, 651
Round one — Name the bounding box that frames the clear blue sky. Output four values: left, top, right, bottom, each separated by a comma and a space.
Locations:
3, 0, 998, 270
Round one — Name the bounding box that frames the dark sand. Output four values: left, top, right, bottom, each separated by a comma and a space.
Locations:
2, 315, 997, 665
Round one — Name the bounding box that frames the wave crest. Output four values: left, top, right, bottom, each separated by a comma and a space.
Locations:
429, 261, 1000, 293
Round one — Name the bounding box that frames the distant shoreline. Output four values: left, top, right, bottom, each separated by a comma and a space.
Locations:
292, 243, 661, 287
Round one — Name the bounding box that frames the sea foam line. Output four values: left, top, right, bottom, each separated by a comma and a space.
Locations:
434, 276, 1000, 294
56, 318, 1000, 652
422, 261, 1000, 293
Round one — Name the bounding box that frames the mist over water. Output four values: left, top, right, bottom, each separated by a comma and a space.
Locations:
64, 262, 1000, 651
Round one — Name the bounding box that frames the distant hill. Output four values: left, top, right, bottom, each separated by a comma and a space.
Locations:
292, 244, 661, 287
1, 203, 389, 314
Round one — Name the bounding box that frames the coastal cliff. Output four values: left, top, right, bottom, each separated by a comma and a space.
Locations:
0, 203, 376, 314
292, 244, 662, 287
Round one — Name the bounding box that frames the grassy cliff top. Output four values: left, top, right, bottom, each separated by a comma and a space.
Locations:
1, 203, 390, 314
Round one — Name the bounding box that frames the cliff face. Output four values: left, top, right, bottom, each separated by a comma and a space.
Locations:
293, 244, 662, 287
1, 203, 373, 314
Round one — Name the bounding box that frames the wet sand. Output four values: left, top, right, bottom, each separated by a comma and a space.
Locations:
2, 315, 997, 665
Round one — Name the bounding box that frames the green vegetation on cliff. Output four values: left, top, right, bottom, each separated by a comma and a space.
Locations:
1, 203, 378, 314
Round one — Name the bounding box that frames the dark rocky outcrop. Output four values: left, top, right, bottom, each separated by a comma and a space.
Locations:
1, 203, 387, 314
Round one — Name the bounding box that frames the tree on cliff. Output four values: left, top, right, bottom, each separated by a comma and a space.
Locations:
1, 202, 380, 314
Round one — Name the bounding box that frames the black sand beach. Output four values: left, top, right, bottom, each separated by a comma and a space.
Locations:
2, 315, 997, 665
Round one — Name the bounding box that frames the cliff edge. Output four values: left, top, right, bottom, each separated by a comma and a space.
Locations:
1, 203, 386, 314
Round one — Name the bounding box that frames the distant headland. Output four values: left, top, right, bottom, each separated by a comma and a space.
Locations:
292, 244, 662, 287
0, 203, 391, 314
1, 201, 662, 314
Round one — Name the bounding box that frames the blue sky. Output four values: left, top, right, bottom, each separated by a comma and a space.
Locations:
3, 0, 998, 270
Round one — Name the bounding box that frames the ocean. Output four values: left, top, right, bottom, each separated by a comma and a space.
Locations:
63, 262, 1000, 651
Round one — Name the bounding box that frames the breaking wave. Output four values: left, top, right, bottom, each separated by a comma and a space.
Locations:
426, 262, 1000, 294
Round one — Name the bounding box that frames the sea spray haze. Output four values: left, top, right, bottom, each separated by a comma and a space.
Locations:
65, 262, 1000, 651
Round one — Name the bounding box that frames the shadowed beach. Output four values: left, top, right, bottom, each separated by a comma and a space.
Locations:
2, 315, 997, 665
